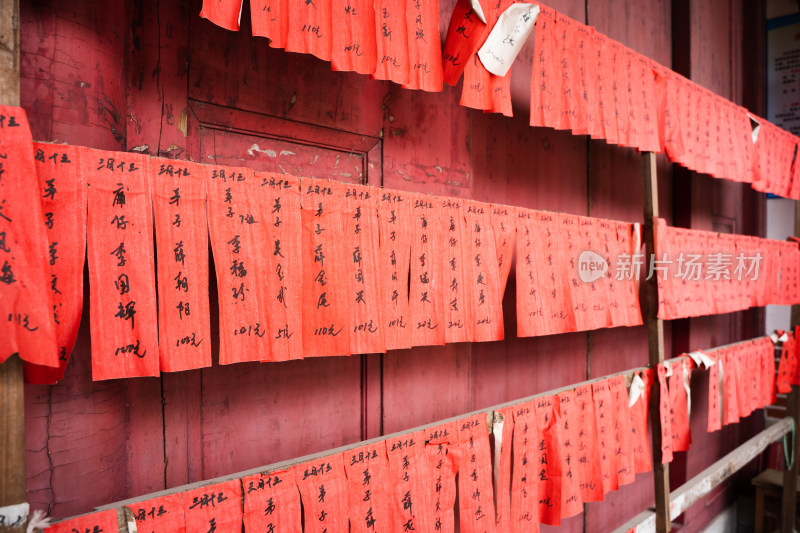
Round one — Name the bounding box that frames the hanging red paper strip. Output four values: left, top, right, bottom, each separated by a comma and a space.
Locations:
550, 212, 579, 333
372, 0, 410, 85
151, 158, 211, 372
529, 4, 558, 129
553, 12, 581, 132
378, 189, 412, 350
592, 378, 619, 492
461, 51, 491, 113
510, 401, 540, 530
668, 360, 691, 453
23, 143, 86, 383
656, 363, 674, 463
46, 509, 120, 533
442, 198, 474, 343
131, 492, 186, 533
207, 165, 272, 364
200, 0, 243, 31
0, 110, 58, 368
456, 413, 497, 532
574, 383, 604, 502
759, 338, 776, 407
424, 422, 459, 533
251, 0, 289, 48
777, 334, 796, 394
555, 389, 584, 518
609, 375, 635, 486
493, 406, 515, 532
242, 469, 301, 533
707, 351, 723, 432
300, 178, 351, 357
404, 0, 443, 91
595, 32, 619, 144
409, 193, 446, 347
344, 441, 394, 532
722, 348, 741, 425
490, 203, 515, 296
630, 369, 653, 474
441, 0, 485, 85
85, 149, 158, 380
465, 200, 504, 342
345, 184, 385, 354
295, 455, 349, 533
286, 0, 332, 61
183, 480, 243, 533
515, 208, 547, 337
570, 216, 605, 332
254, 172, 304, 361
331, 0, 378, 74
535, 395, 562, 525
386, 430, 434, 532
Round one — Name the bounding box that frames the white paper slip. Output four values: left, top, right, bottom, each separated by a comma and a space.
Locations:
628, 373, 645, 407
477, 3, 540, 77
469, 0, 487, 23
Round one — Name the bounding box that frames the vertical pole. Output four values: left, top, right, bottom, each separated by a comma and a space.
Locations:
780, 202, 800, 533
642, 151, 671, 533
0, 1, 27, 530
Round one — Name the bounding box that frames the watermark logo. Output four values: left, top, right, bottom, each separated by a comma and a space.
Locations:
578, 250, 609, 282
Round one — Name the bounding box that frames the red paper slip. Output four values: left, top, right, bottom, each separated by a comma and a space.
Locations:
183, 480, 243, 533
386, 430, 434, 532
656, 363, 674, 463
0, 109, 58, 368
668, 360, 691, 453
424, 422, 459, 533
493, 406, 515, 532
510, 401, 540, 531
456, 413, 497, 532
442, 0, 486, 85
529, 5, 558, 129
490, 203, 515, 296
207, 165, 272, 364
465, 200, 503, 342
442, 197, 475, 343
200, 0, 244, 31
130, 492, 185, 533
242, 469, 302, 533
592, 378, 619, 492
404, 0, 443, 91
630, 370, 653, 474
722, 348, 741, 425
707, 352, 723, 432
254, 173, 304, 360
46, 509, 119, 533
295, 455, 349, 533
514, 208, 547, 337
331, 0, 378, 74
86, 149, 158, 380
344, 441, 394, 533
151, 158, 211, 372
286, 0, 332, 61
378, 189, 412, 350
23, 143, 86, 383
300, 178, 351, 357
251, 0, 289, 47
555, 389, 584, 518
609, 375, 635, 486
372, 0, 410, 85
535, 395, 563, 525
574, 383, 604, 501
409, 193, 446, 347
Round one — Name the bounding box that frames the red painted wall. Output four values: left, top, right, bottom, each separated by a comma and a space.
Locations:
19, 0, 766, 531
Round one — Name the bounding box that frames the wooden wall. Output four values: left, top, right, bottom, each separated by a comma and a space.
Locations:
19, 0, 766, 531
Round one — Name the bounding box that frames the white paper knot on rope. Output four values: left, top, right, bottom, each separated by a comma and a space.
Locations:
687, 350, 715, 369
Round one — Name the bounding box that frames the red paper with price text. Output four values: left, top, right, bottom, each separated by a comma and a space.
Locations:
456, 413, 497, 532
86, 149, 158, 380
465, 199, 503, 342
722, 348, 741, 425
301, 178, 351, 357
494, 406, 514, 532
23, 143, 86, 383
151, 158, 211, 372
592, 378, 619, 492
631, 369, 653, 474
657, 363, 674, 463
778, 335, 796, 394
529, 5, 558, 129
425, 422, 459, 533
207, 165, 272, 364
286, 0, 332, 61
372, 0, 410, 85
535, 395, 562, 525
0, 111, 58, 368
344, 441, 394, 533
510, 401, 540, 530
404, 0, 443, 91
707, 352, 723, 432
442, 198, 474, 344
242, 469, 301, 533
200, 0, 243, 31
386, 430, 434, 532
331, 0, 378, 74
183, 480, 243, 533
609, 375, 635, 486
574, 383, 604, 501
556, 390, 584, 518
46, 509, 119, 533
669, 361, 691, 453
295, 456, 349, 533
251, 0, 289, 47
254, 172, 304, 361
409, 193, 446, 347
131, 492, 185, 533
490, 204, 515, 296
442, 0, 485, 85
379, 189, 412, 350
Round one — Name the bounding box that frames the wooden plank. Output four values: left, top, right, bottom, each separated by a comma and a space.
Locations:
0, 1, 26, 530
612, 417, 794, 533
642, 150, 671, 533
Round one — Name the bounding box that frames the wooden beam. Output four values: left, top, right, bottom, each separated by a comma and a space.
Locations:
0, 1, 27, 532
642, 151, 671, 533
612, 417, 794, 533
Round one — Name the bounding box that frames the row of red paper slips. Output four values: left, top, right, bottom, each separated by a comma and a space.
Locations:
46, 335, 780, 532
201, 0, 800, 200
2, 107, 798, 382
